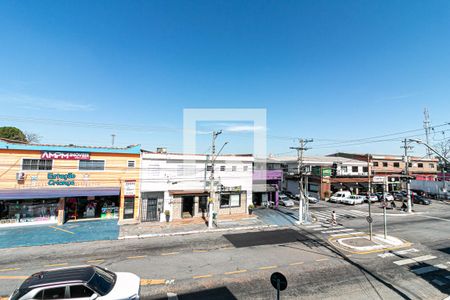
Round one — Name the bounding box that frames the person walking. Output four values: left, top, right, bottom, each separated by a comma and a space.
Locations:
331, 210, 337, 226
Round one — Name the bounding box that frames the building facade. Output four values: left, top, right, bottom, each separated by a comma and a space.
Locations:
0, 138, 141, 227
140, 150, 253, 222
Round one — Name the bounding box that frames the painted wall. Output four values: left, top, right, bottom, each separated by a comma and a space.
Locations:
0, 149, 141, 222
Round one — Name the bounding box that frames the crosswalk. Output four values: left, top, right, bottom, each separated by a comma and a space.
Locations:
302, 209, 366, 237
378, 247, 450, 287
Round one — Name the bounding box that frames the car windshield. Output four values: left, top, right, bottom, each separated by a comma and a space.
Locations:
87, 267, 116, 295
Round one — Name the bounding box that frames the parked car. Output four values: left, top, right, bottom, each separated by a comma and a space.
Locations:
413, 195, 432, 205
278, 195, 295, 207
9, 265, 140, 300
283, 191, 298, 200
329, 191, 351, 203
341, 195, 365, 205
376, 192, 394, 201
393, 191, 417, 201
361, 193, 378, 203
306, 196, 319, 204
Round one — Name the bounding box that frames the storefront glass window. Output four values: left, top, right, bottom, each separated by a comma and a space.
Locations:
0, 199, 58, 224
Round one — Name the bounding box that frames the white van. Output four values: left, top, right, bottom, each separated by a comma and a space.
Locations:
330, 191, 352, 203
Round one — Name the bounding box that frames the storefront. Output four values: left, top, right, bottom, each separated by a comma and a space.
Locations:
0, 138, 141, 227
0, 187, 121, 226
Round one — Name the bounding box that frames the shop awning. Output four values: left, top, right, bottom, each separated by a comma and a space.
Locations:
344, 183, 360, 190
253, 184, 276, 193
0, 187, 120, 200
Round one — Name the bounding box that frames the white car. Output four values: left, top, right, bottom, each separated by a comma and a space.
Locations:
329, 191, 352, 203
9, 265, 140, 300
341, 195, 365, 205
363, 193, 379, 203
278, 195, 295, 207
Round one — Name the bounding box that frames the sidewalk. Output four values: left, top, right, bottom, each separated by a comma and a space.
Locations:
329, 233, 411, 254
119, 213, 275, 239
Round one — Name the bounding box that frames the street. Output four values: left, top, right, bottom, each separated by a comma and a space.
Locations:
0, 200, 449, 299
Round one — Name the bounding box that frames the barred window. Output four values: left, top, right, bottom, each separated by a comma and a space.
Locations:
22, 159, 52, 170
79, 160, 105, 171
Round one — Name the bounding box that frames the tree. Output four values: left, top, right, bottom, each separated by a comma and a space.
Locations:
0, 126, 27, 142
25, 131, 41, 143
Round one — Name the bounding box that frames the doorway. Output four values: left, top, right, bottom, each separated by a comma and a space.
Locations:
142, 198, 158, 221
182, 196, 194, 218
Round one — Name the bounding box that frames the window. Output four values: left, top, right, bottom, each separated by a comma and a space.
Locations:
79, 160, 105, 171
243, 166, 248, 172
42, 287, 65, 300
383, 162, 388, 167
220, 193, 241, 208
373, 162, 379, 167
232, 166, 237, 172
393, 162, 400, 168
408, 162, 413, 167
341, 166, 348, 172
22, 159, 52, 171
429, 163, 435, 168
352, 166, 358, 173
206, 165, 212, 171
220, 166, 225, 171
127, 160, 135, 168
70, 285, 94, 298
418, 163, 423, 168
363, 166, 368, 173
87, 268, 115, 295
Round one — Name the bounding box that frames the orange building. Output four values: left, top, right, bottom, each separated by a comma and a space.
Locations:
0, 138, 140, 227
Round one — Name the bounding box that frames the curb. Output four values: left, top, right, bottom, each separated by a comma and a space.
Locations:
371, 211, 425, 217
119, 224, 280, 240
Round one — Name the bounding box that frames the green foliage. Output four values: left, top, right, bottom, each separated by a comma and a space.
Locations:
0, 126, 27, 142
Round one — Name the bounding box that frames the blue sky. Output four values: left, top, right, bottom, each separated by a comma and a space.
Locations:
0, 1, 449, 156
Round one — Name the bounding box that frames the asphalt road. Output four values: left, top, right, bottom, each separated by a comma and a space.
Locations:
0, 200, 449, 299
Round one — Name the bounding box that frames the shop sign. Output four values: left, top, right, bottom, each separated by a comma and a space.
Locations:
219, 185, 241, 192
47, 173, 76, 186
124, 180, 136, 196
372, 176, 385, 183
41, 151, 90, 160
322, 168, 332, 177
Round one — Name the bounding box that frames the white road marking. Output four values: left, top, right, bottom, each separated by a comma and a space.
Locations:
349, 210, 367, 216
395, 248, 420, 255
331, 231, 363, 237
321, 228, 354, 234
304, 225, 322, 228
313, 226, 343, 231
394, 255, 437, 266
167, 292, 178, 300
379, 253, 395, 258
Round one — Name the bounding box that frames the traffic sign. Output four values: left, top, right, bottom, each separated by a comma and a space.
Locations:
366, 216, 373, 223
271, 272, 288, 291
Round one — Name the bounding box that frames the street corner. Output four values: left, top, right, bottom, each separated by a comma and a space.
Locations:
328, 233, 411, 255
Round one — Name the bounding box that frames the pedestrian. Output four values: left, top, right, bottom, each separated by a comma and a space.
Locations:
390, 200, 396, 209
331, 210, 337, 226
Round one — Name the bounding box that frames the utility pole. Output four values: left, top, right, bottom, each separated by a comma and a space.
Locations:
367, 154, 373, 241
290, 138, 313, 224
423, 108, 432, 158
111, 134, 116, 146
402, 139, 413, 213
208, 130, 223, 229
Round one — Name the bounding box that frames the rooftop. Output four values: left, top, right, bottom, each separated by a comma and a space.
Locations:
0, 138, 141, 154
19, 265, 96, 289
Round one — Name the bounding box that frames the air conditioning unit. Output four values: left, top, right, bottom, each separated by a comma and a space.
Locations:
16, 172, 25, 181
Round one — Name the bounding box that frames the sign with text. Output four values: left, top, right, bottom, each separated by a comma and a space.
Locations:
47, 173, 76, 186
372, 176, 386, 183
124, 180, 136, 196
41, 151, 90, 160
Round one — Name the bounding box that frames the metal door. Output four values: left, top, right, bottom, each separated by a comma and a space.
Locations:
142, 198, 158, 221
